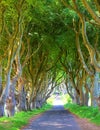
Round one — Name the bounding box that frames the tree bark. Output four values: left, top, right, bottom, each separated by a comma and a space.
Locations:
17, 79, 27, 111
82, 0, 100, 25
5, 76, 18, 116
0, 101, 4, 116
92, 72, 100, 106
0, 65, 2, 96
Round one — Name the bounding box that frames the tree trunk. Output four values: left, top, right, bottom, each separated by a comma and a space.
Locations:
73, 89, 80, 104
84, 84, 90, 106
65, 82, 74, 101
35, 94, 44, 109
0, 65, 3, 116
79, 88, 84, 106
17, 78, 27, 111
5, 96, 15, 117
17, 89, 26, 111
0, 65, 2, 96
5, 77, 17, 117
0, 101, 4, 116
92, 72, 100, 106
0, 71, 11, 117
84, 92, 89, 106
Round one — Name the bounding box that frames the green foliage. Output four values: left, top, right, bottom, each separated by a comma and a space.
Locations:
47, 95, 55, 105
0, 104, 52, 130
64, 103, 100, 126
61, 94, 72, 104
0, 1, 100, 127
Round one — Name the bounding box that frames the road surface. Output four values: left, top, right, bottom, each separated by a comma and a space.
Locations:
22, 99, 81, 130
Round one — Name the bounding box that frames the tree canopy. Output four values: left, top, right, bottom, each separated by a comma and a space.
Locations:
0, 0, 100, 116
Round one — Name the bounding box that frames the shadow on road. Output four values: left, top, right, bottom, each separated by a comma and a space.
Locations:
22, 98, 81, 130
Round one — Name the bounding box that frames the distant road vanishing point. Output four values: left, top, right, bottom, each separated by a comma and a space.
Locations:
22, 98, 81, 130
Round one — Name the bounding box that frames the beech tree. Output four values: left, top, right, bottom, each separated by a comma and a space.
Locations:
0, 0, 100, 116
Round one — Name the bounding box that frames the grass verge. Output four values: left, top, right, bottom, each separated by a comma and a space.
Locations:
64, 103, 100, 126
0, 103, 52, 130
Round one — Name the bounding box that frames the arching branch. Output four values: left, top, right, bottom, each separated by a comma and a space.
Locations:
82, 0, 100, 25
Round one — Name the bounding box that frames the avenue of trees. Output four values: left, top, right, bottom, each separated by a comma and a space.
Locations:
0, 0, 100, 117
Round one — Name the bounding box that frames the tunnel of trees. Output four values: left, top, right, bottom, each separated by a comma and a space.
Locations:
0, 0, 100, 117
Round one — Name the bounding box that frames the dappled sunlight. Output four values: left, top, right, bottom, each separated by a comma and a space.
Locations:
40, 121, 73, 128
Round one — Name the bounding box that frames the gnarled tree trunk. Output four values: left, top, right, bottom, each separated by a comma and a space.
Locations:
5, 76, 17, 116
0, 101, 4, 116
0, 65, 4, 116
17, 78, 27, 111
92, 72, 100, 106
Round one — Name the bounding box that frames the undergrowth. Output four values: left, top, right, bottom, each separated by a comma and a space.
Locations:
64, 103, 100, 126
0, 103, 52, 130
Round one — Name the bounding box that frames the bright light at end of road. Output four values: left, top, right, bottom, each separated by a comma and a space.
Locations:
53, 96, 64, 105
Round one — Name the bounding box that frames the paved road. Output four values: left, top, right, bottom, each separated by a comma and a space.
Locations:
22, 105, 81, 130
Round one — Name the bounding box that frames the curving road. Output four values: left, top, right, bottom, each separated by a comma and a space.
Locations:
22, 99, 81, 130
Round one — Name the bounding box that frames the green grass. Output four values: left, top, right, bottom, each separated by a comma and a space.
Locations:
0, 103, 52, 130
64, 103, 100, 126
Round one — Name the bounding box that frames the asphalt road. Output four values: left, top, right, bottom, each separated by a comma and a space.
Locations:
22, 104, 81, 130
